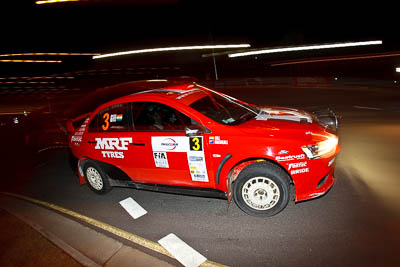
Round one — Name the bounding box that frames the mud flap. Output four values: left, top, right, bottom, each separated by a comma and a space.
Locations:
77, 157, 88, 185
226, 174, 233, 210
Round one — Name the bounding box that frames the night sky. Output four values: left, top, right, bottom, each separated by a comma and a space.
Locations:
2, 1, 399, 53
0, 0, 399, 80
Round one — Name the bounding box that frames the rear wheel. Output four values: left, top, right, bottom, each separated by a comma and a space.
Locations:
83, 161, 112, 194
233, 162, 290, 217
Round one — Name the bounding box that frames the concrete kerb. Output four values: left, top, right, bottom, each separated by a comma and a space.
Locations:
0, 192, 228, 267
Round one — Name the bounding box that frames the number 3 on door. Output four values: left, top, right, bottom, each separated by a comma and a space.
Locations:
190, 137, 203, 151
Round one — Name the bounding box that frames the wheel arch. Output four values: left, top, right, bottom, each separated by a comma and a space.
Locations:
77, 157, 132, 185
227, 157, 295, 200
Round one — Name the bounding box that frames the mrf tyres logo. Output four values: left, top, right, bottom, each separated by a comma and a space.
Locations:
94, 137, 132, 159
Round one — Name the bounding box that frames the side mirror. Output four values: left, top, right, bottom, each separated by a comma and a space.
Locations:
185, 125, 209, 137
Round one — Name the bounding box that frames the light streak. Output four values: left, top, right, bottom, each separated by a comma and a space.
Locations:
0, 60, 62, 63
36, 0, 81, 4
228, 40, 382, 58
271, 53, 400, 66
0, 52, 99, 57
93, 44, 251, 59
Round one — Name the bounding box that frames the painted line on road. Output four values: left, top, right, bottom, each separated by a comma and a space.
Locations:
1, 192, 227, 267
353, 105, 383, 110
119, 197, 147, 219
159, 233, 207, 267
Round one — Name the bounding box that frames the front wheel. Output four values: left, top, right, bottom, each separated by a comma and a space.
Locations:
83, 161, 112, 194
233, 162, 290, 217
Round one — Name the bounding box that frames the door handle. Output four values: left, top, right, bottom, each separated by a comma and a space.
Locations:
130, 142, 146, 146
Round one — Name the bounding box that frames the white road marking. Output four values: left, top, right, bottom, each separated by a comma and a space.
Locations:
158, 233, 207, 267
119, 197, 147, 219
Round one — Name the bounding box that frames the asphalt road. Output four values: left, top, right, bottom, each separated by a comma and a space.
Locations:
1, 85, 399, 267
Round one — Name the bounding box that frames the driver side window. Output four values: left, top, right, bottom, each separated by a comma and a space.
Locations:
132, 102, 198, 131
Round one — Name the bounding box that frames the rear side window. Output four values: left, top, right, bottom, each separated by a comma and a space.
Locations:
88, 103, 132, 132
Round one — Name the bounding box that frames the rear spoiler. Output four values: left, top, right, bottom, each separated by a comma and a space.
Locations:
67, 112, 91, 133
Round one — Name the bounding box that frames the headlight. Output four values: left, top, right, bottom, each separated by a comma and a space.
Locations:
301, 134, 338, 160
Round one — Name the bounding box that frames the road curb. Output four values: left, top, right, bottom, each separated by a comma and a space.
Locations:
0, 193, 174, 267
0, 192, 228, 267
6, 211, 101, 267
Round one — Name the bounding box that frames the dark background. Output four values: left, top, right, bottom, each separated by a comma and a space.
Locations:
1, 1, 399, 80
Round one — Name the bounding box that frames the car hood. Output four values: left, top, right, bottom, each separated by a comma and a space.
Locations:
254, 105, 313, 123
236, 106, 322, 139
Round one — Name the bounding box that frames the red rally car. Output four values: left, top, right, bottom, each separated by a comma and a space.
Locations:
67, 80, 340, 217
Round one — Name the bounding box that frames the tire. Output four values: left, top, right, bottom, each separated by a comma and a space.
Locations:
83, 161, 112, 194
233, 162, 290, 217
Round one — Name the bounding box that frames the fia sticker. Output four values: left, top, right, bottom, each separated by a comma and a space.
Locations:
153, 152, 169, 168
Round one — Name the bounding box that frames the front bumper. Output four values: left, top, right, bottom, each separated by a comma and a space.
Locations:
295, 168, 335, 202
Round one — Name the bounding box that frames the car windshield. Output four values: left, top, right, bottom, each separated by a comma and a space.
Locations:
189, 90, 258, 125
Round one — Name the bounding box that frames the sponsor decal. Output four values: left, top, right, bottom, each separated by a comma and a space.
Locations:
209, 136, 228, 145
72, 118, 89, 146
278, 150, 289, 155
153, 152, 169, 168
71, 136, 82, 142
151, 136, 189, 152
187, 136, 208, 182
95, 137, 132, 150
290, 167, 309, 175
101, 151, 124, 158
276, 154, 305, 162
110, 114, 123, 123
160, 138, 179, 150
94, 137, 132, 159
288, 161, 307, 170
189, 156, 203, 161
187, 149, 209, 182
151, 136, 208, 182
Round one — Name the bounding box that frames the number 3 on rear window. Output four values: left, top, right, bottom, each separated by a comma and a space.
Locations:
102, 113, 110, 131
